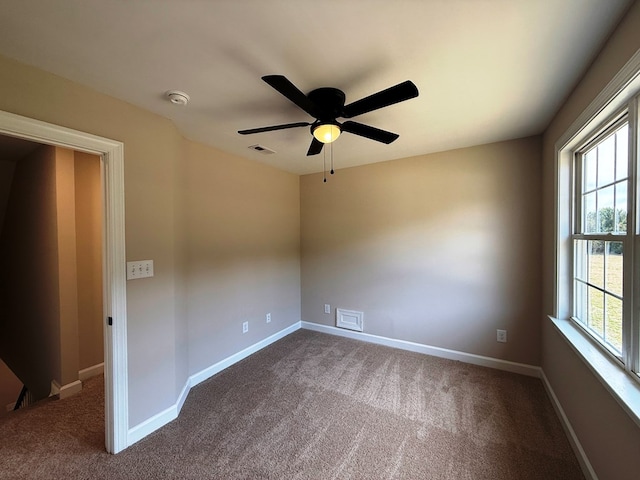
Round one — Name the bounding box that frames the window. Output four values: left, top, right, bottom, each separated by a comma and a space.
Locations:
572, 120, 629, 360
555, 53, 640, 425
566, 100, 640, 381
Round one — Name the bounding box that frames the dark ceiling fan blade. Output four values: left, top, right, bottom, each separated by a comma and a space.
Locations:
238, 121, 311, 135
342, 80, 419, 118
307, 137, 324, 156
262, 75, 319, 118
341, 121, 400, 144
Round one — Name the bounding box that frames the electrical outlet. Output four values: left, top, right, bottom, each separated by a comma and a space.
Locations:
497, 329, 507, 343
126, 260, 154, 280
266, 313, 271, 323
324, 304, 331, 314
242, 321, 249, 333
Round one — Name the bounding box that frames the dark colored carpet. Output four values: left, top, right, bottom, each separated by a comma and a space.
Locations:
0, 329, 583, 479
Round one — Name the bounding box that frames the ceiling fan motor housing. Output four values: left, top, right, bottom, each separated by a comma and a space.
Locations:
308, 87, 346, 120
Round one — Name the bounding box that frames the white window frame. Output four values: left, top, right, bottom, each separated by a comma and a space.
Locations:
553, 49, 640, 428
572, 113, 630, 362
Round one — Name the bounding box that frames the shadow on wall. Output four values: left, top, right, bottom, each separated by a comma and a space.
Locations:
0, 142, 103, 403
300, 136, 542, 366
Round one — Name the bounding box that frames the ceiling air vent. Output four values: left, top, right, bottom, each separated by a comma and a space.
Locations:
248, 144, 276, 155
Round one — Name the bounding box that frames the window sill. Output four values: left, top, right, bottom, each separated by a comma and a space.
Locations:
549, 316, 640, 428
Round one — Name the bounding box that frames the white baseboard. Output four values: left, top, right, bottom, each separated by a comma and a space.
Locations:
50, 380, 60, 396
540, 370, 598, 480
45, 365, 102, 402
127, 402, 179, 446
52, 379, 83, 400
175, 378, 190, 417
189, 321, 301, 389
79, 362, 104, 381
300, 321, 541, 378
127, 321, 301, 447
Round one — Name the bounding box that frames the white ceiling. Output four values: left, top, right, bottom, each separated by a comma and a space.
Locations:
0, 0, 633, 174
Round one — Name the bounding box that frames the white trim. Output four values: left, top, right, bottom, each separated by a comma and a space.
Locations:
50, 379, 83, 399
79, 362, 105, 381
59, 380, 83, 400
127, 321, 301, 446
540, 369, 598, 480
50, 380, 60, 396
0, 110, 128, 454
300, 321, 541, 378
175, 379, 190, 417
127, 402, 178, 447
189, 322, 301, 387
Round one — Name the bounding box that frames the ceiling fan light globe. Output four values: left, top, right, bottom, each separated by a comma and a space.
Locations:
313, 123, 341, 143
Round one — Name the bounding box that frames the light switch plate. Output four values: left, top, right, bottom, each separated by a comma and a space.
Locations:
126, 260, 154, 280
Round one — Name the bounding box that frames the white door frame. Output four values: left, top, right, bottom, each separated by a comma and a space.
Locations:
0, 110, 128, 453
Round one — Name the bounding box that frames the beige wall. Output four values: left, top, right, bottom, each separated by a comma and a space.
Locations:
541, 3, 640, 480
74, 152, 103, 371
0, 53, 302, 426
0, 145, 61, 399
184, 141, 300, 374
55, 147, 80, 387
0, 54, 184, 424
301, 136, 542, 365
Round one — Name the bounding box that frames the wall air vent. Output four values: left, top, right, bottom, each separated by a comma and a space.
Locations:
248, 144, 276, 155
336, 308, 364, 332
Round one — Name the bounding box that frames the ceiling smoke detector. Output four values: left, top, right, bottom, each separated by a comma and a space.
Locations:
166, 90, 190, 106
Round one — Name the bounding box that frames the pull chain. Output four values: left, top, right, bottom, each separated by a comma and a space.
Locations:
323, 145, 327, 183
330, 141, 334, 175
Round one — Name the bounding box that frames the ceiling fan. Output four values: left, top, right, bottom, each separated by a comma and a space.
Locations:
238, 75, 419, 156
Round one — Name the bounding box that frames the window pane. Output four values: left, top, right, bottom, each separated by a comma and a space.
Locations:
597, 185, 615, 232
615, 182, 627, 233
597, 134, 616, 187
574, 240, 588, 282
588, 286, 604, 338
604, 294, 622, 354
615, 124, 628, 181
573, 120, 630, 366
584, 149, 597, 191
583, 192, 597, 233
588, 240, 604, 289
574, 279, 587, 324
605, 242, 623, 297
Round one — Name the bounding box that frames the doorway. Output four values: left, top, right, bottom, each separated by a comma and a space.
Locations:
0, 110, 128, 453
0, 141, 104, 408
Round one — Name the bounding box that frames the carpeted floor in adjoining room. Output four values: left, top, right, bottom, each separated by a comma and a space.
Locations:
0, 329, 584, 479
